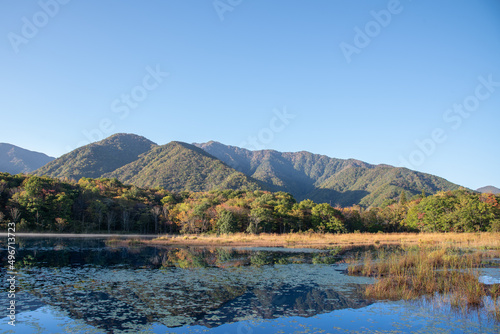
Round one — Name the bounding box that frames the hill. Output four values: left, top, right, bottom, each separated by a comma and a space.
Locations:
31, 134, 462, 207
103, 141, 260, 192
0, 143, 54, 174
33, 133, 157, 180
194, 141, 461, 207
477, 186, 500, 194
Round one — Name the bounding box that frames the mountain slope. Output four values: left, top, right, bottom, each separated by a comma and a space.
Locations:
316, 165, 461, 207
477, 186, 500, 194
31, 134, 462, 207
33, 133, 157, 180
194, 141, 461, 207
103, 141, 260, 192
194, 141, 372, 196
0, 143, 54, 174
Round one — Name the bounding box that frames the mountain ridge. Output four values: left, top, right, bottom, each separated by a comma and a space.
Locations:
103, 141, 261, 192
477, 186, 500, 194
0, 143, 54, 174
24, 133, 464, 207
194, 140, 461, 207
33, 133, 157, 180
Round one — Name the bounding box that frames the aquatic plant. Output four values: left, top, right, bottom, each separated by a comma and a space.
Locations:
348, 245, 500, 320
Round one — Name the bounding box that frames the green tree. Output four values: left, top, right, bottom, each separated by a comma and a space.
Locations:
16, 176, 49, 230
247, 207, 272, 234
399, 191, 407, 205
161, 195, 176, 206
311, 203, 346, 233
291, 199, 316, 231
216, 209, 238, 234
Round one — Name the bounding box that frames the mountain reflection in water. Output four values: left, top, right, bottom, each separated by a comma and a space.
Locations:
0, 237, 374, 333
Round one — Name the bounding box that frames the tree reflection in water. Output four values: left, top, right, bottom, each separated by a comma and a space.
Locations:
1, 237, 374, 332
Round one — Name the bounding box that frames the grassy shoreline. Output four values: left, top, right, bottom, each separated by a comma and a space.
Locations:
7, 231, 500, 250
346, 242, 500, 321
146, 232, 500, 249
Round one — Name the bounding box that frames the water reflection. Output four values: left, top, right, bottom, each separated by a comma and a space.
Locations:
1, 237, 373, 333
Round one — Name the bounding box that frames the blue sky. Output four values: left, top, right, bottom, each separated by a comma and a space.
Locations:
1, 0, 499, 190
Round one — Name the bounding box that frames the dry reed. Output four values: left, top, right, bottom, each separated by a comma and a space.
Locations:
348, 244, 500, 320
150, 232, 500, 249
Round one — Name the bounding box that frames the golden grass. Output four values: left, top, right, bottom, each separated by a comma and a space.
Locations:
490, 284, 500, 321
105, 237, 143, 246
347, 244, 500, 319
149, 232, 500, 249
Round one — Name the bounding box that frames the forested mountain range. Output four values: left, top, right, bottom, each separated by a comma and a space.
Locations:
33, 134, 260, 193
1, 173, 498, 234
194, 141, 460, 207
34, 133, 156, 180
21, 133, 462, 207
103, 141, 261, 192
0, 143, 54, 174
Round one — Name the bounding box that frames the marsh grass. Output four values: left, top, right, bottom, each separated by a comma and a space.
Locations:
105, 237, 143, 246
128, 238, 143, 245
348, 245, 500, 320
152, 232, 500, 249
104, 238, 122, 245
492, 285, 500, 321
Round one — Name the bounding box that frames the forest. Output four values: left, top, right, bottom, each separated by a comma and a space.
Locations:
0, 172, 499, 234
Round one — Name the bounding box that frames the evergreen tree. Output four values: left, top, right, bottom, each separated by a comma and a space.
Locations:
216, 209, 238, 234
399, 191, 407, 205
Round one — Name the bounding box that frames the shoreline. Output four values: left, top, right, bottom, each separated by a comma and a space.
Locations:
0, 233, 159, 238
148, 232, 500, 249
4, 232, 499, 249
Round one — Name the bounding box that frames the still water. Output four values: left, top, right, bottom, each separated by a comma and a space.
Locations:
1, 237, 498, 333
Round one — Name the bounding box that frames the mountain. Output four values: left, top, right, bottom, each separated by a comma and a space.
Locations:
476, 186, 500, 194
34, 133, 157, 180
32, 134, 462, 207
0, 143, 54, 174
194, 141, 461, 207
103, 141, 260, 192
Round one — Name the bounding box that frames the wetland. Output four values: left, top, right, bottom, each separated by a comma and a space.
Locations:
1, 234, 499, 333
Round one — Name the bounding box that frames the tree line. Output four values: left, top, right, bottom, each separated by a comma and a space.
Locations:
0, 173, 499, 234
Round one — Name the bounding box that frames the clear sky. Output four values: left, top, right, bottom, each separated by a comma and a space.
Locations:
1, 0, 499, 190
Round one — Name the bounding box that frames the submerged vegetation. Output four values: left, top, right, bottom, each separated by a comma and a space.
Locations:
347, 244, 500, 321
0, 173, 499, 235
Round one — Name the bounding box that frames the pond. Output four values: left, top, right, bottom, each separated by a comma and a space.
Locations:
1, 236, 499, 333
